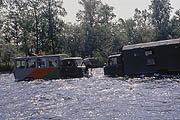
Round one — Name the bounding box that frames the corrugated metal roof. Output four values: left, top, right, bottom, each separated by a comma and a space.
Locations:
122, 38, 180, 50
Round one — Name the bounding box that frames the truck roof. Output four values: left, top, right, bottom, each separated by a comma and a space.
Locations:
62, 57, 82, 60
14, 54, 68, 60
123, 38, 180, 50
109, 54, 122, 58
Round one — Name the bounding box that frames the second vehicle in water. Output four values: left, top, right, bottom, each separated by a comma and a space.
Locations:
104, 38, 180, 77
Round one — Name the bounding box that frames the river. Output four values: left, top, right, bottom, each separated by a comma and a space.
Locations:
0, 68, 180, 120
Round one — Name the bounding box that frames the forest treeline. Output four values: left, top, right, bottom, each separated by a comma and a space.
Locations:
0, 0, 180, 68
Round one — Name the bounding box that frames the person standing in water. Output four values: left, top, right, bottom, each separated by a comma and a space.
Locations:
81, 56, 93, 75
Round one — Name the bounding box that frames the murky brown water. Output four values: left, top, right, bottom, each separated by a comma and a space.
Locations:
0, 68, 180, 120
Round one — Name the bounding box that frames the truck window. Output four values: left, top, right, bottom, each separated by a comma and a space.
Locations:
16, 60, 25, 69
109, 57, 117, 65
37, 58, 46, 68
146, 58, 155, 65
145, 50, 153, 56
48, 57, 58, 68
26, 59, 36, 69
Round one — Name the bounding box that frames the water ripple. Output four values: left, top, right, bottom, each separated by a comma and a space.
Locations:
0, 68, 180, 120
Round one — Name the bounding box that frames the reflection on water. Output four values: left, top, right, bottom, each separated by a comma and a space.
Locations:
0, 68, 180, 120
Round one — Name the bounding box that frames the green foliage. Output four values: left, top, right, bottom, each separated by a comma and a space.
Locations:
0, 42, 19, 66
1, 0, 67, 55
0, 63, 14, 72
0, 0, 2, 5
149, 0, 173, 40
62, 24, 84, 56
170, 9, 180, 38
90, 57, 105, 68
133, 8, 156, 43
77, 0, 116, 57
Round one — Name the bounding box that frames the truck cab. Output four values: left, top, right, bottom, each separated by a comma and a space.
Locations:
104, 54, 124, 76
60, 57, 88, 78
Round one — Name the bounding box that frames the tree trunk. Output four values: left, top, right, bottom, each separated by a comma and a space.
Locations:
48, 0, 55, 54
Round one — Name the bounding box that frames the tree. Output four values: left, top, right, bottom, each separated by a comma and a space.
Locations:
27, 0, 66, 54
0, 0, 3, 29
77, 0, 102, 56
98, 4, 116, 25
1, 0, 66, 55
46, 0, 66, 54
121, 18, 137, 44
149, 0, 173, 40
77, 0, 116, 57
0, 42, 18, 66
109, 19, 128, 53
133, 8, 155, 43
1, 0, 22, 45
1, 0, 34, 55
62, 23, 84, 56
95, 4, 116, 57
170, 9, 180, 38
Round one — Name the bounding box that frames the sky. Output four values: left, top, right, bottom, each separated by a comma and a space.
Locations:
63, 0, 180, 23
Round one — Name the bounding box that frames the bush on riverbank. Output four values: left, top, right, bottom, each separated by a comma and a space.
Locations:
0, 64, 14, 72
90, 57, 105, 68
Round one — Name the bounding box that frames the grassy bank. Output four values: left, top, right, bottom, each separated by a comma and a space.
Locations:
90, 57, 105, 68
0, 63, 14, 72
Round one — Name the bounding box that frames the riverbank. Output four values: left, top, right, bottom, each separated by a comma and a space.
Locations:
0, 64, 13, 73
